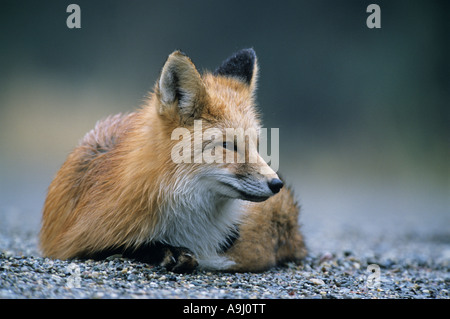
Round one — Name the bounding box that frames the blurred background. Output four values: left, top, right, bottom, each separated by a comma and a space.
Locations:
0, 1, 448, 256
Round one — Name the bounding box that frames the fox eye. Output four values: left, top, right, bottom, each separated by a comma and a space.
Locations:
223, 142, 238, 152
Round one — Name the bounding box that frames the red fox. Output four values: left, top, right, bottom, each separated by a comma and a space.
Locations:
40, 49, 306, 272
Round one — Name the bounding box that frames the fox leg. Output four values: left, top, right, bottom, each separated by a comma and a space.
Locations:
124, 243, 199, 273
86, 242, 199, 273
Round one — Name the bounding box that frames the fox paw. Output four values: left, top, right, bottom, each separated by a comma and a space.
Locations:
160, 246, 198, 273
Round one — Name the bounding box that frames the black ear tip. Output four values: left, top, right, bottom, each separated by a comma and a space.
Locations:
240, 48, 256, 59
214, 48, 257, 84
238, 48, 256, 66
228, 48, 257, 66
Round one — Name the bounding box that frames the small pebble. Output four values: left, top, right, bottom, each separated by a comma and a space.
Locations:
310, 278, 325, 285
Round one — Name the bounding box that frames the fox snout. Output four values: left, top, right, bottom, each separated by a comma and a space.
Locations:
240, 175, 283, 202
231, 173, 284, 202
267, 178, 283, 194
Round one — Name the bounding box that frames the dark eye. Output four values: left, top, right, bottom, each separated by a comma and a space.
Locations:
223, 142, 237, 152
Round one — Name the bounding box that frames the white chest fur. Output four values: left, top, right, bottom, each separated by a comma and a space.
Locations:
152, 184, 245, 270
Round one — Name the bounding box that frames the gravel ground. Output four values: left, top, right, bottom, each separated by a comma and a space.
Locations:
1, 220, 449, 299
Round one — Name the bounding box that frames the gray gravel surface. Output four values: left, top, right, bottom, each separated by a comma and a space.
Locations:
1, 251, 449, 299
1, 217, 449, 299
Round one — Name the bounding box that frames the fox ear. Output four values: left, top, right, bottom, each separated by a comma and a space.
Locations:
157, 51, 206, 121
214, 48, 258, 90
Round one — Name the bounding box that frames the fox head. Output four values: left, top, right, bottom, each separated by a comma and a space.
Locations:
153, 49, 283, 203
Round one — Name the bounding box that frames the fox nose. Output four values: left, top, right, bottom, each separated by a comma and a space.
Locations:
268, 178, 283, 194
